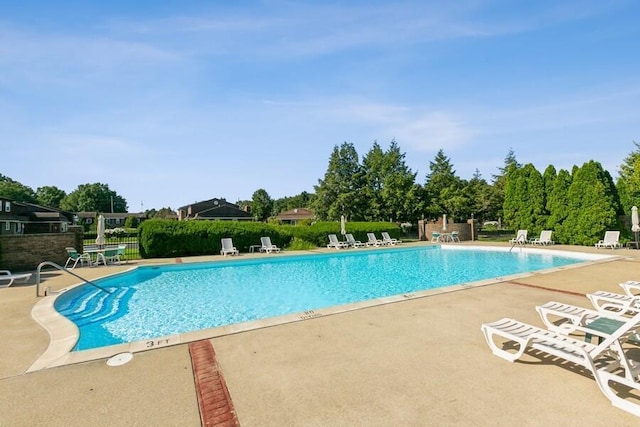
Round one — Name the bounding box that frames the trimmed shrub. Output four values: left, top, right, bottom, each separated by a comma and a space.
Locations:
138, 219, 402, 258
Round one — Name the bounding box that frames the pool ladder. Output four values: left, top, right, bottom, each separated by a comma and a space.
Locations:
509, 237, 528, 252
35, 261, 114, 297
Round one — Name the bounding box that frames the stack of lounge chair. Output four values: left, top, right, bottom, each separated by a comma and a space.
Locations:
481, 279, 640, 416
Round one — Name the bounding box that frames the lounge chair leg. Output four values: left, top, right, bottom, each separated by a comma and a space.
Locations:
594, 370, 640, 417
480, 325, 528, 362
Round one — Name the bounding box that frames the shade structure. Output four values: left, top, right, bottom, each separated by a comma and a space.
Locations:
95, 214, 106, 247
340, 215, 347, 236
442, 214, 447, 231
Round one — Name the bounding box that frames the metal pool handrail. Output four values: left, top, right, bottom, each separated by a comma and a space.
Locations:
35, 261, 114, 297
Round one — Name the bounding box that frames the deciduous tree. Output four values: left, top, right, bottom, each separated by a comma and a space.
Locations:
36, 185, 67, 209
251, 189, 274, 221
0, 174, 37, 203
60, 183, 128, 213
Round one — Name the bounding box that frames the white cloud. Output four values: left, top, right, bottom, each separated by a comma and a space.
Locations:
394, 112, 473, 151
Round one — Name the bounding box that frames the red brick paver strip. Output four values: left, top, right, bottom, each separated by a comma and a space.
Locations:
508, 280, 585, 297
189, 340, 239, 427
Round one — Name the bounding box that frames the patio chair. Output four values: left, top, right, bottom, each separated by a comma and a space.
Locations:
0, 270, 32, 288
366, 232, 384, 247
64, 247, 92, 269
431, 231, 441, 242
450, 231, 460, 242
509, 230, 528, 245
381, 231, 401, 245
327, 234, 348, 249
220, 238, 239, 256
481, 311, 640, 416
595, 231, 622, 249
260, 236, 281, 253
103, 246, 122, 265
530, 230, 554, 245
345, 233, 366, 248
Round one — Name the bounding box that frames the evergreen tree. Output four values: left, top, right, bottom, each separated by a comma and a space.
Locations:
312, 142, 364, 221
489, 148, 521, 224
424, 149, 461, 219
502, 163, 546, 233
362, 140, 418, 222
617, 141, 640, 213
361, 142, 386, 221
562, 161, 621, 245
466, 169, 493, 222
546, 169, 572, 242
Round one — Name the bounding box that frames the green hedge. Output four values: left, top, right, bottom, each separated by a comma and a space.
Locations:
138, 219, 401, 258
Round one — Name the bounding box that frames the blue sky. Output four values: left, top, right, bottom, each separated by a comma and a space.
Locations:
1, 1, 639, 211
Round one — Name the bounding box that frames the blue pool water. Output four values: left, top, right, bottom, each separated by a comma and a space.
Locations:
54, 246, 589, 351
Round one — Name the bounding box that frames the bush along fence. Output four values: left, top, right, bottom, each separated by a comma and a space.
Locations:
138, 219, 402, 258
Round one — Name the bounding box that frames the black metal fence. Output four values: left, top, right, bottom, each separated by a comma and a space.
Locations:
83, 233, 140, 260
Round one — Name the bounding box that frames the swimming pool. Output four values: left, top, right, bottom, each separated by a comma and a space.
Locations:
54, 245, 597, 351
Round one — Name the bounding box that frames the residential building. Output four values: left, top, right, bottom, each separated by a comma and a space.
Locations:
177, 198, 254, 221
0, 198, 74, 234
276, 208, 315, 225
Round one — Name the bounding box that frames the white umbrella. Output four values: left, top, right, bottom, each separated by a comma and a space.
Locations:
632, 206, 639, 243
95, 214, 106, 247
442, 214, 447, 231
340, 215, 347, 236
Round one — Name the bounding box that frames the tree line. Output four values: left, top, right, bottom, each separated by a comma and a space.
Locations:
249, 140, 639, 245
3, 141, 640, 245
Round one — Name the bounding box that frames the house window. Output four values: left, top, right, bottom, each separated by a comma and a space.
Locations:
5, 222, 10, 231
4, 202, 10, 212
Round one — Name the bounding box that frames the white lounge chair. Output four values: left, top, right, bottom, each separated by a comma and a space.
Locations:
595, 231, 622, 249
366, 233, 384, 247
0, 270, 32, 288
481, 311, 640, 416
327, 234, 348, 249
260, 236, 281, 253
530, 230, 554, 245
64, 247, 92, 269
431, 231, 440, 242
509, 230, 528, 245
220, 238, 239, 256
587, 290, 640, 315
381, 232, 401, 245
620, 280, 640, 297
535, 301, 630, 340
345, 233, 366, 248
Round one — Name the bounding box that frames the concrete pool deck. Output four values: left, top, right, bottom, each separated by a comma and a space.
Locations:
2, 242, 640, 425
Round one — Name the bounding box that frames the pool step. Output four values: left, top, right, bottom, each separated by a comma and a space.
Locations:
57, 287, 134, 326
